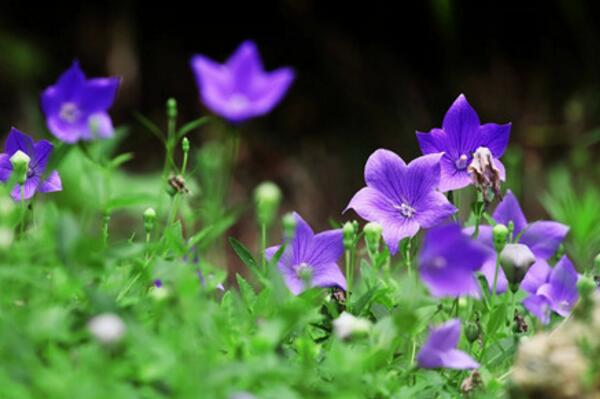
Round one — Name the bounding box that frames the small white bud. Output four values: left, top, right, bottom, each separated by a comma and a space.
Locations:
87, 313, 126, 344
333, 311, 371, 339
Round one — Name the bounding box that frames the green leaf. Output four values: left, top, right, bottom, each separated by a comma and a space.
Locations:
176, 116, 212, 141
134, 111, 165, 144
236, 273, 256, 312
107, 152, 134, 169
106, 193, 154, 212
486, 302, 507, 336
228, 237, 259, 272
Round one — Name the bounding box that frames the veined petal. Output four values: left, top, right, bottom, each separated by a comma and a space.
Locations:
416, 128, 447, 155
307, 229, 343, 266
381, 218, 420, 255
439, 349, 480, 369
438, 156, 472, 192
492, 190, 527, 234
441, 94, 481, 155
278, 263, 305, 295
31, 140, 54, 173
523, 294, 551, 324
424, 319, 461, 351
520, 258, 551, 294
11, 175, 40, 201
39, 171, 62, 193
345, 187, 398, 223
5, 127, 35, 156
519, 221, 569, 259
363, 149, 407, 202
0, 154, 12, 181
311, 262, 347, 291
463, 224, 493, 249
413, 191, 456, 229
479, 122, 511, 158
80, 77, 120, 113
291, 212, 315, 264
404, 153, 444, 202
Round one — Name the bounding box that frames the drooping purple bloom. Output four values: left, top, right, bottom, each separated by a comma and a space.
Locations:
417, 319, 480, 370
419, 224, 488, 298
190, 40, 295, 123
0, 128, 62, 200
41, 61, 120, 143
464, 190, 569, 294
416, 94, 511, 192
523, 256, 579, 324
345, 149, 456, 254
265, 212, 345, 295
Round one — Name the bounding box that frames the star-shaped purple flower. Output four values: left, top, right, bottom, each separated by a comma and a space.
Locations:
41, 61, 120, 143
265, 212, 345, 295
465, 190, 569, 294
0, 128, 62, 200
417, 319, 480, 370
190, 40, 295, 123
416, 94, 511, 192
419, 224, 489, 298
523, 256, 579, 324
345, 149, 456, 255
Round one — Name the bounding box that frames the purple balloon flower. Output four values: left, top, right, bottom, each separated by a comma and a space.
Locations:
523, 256, 579, 324
419, 224, 489, 298
0, 128, 62, 200
345, 149, 456, 255
265, 212, 345, 295
416, 94, 511, 192
190, 40, 295, 123
465, 190, 569, 293
41, 61, 120, 143
417, 319, 480, 370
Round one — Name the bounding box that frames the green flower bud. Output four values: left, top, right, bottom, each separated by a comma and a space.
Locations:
465, 322, 480, 343
182, 137, 190, 154
254, 181, 282, 227
499, 243, 536, 285
492, 223, 509, 252
507, 220, 515, 242
144, 208, 157, 234
166, 98, 177, 119
343, 222, 355, 250
364, 222, 383, 251
577, 275, 596, 298
282, 213, 296, 240
10, 150, 30, 185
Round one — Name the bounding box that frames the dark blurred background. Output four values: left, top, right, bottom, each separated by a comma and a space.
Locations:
0, 0, 599, 231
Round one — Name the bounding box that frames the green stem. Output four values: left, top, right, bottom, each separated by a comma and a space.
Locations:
492, 256, 500, 302
19, 186, 26, 237
404, 238, 413, 279
260, 223, 267, 271
345, 249, 352, 312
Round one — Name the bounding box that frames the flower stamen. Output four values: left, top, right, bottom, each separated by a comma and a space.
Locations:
59, 102, 81, 123
395, 202, 416, 218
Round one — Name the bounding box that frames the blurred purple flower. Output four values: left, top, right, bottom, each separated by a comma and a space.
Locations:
417, 319, 479, 369
41, 61, 120, 143
0, 128, 62, 200
265, 212, 345, 295
345, 149, 456, 254
419, 224, 488, 298
416, 94, 511, 192
190, 40, 295, 123
523, 256, 579, 324
464, 190, 569, 294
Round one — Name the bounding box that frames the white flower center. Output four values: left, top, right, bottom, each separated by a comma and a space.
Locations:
395, 202, 416, 218
59, 102, 81, 123
293, 262, 312, 278
455, 154, 469, 170
432, 256, 447, 269
228, 94, 249, 112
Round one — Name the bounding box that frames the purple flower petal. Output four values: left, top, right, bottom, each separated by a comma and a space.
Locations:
80, 78, 120, 113
291, 212, 315, 264
363, 149, 407, 203
380, 218, 420, 255
88, 112, 115, 139
0, 154, 12, 181
31, 140, 54, 173
492, 190, 528, 234
11, 175, 40, 201
463, 224, 494, 249
245, 68, 295, 116
311, 262, 347, 291
227, 40, 264, 91
520, 258, 552, 295
519, 221, 569, 260
437, 156, 472, 192
39, 170, 62, 193
479, 123, 511, 158
307, 229, 344, 266
417, 319, 479, 369
413, 191, 457, 229
523, 294, 551, 324
5, 127, 35, 156
416, 128, 446, 155
441, 94, 482, 156
54, 61, 86, 99
404, 152, 444, 199
537, 256, 579, 317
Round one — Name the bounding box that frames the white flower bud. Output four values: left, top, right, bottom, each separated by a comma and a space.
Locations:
87, 313, 126, 344
333, 311, 371, 339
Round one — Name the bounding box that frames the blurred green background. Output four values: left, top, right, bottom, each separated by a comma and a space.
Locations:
0, 0, 598, 266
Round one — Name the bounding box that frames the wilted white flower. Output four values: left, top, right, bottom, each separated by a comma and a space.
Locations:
87, 313, 126, 344
333, 311, 371, 339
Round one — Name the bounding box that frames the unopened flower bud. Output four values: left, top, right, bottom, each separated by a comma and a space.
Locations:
166, 98, 177, 119
465, 322, 480, 343
500, 243, 536, 285
468, 147, 501, 203
144, 207, 156, 234
254, 181, 282, 227
364, 222, 382, 252
333, 311, 371, 339
282, 213, 296, 240
493, 223, 509, 252
87, 313, 126, 344
343, 222, 355, 250
577, 275, 596, 298
182, 137, 190, 154
10, 150, 30, 185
